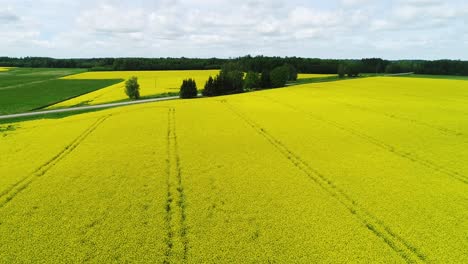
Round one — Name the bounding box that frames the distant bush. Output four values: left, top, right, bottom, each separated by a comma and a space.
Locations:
180, 78, 198, 98
124, 76, 140, 99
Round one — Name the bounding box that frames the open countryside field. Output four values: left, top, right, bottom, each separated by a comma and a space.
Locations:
0, 77, 466, 263
49, 71, 335, 109
49, 70, 220, 108
0, 68, 122, 114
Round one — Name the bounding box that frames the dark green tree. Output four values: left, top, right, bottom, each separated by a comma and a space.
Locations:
220, 62, 244, 93
202, 76, 215, 96
125, 76, 140, 99
285, 64, 298, 81
270, 65, 290, 88
243, 71, 260, 91
338, 64, 346, 78
180, 78, 198, 98
260, 70, 271, 89
346, 63, 360, 77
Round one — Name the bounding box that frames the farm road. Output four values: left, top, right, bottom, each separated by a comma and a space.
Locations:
0, 96, 180, 120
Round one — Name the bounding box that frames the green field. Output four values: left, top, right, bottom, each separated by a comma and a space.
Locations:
0, 68, 122, 114
0, 68, 84, 87
0, 76, 466, 262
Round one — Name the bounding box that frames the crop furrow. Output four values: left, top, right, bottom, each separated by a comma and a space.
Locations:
328, 98, 464, 138
0, 115, 110, 209
164, 108, 188, 263
259, 95, 468, 184
222, 100, 426, 263
80, 209, 111, 262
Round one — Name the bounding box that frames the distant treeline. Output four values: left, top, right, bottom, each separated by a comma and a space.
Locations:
1, 56, 468, 76
0, 57, 224, 71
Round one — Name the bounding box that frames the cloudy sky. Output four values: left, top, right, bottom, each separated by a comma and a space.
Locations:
1, 0, 467, 59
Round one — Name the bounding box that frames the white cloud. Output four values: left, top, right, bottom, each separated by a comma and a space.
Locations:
0, 0, 466, 59
0, 8, 20, 23
76, 5, 147, 34
340, 0, 371, 6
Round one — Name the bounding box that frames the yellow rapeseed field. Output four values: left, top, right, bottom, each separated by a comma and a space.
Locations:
297, 73, 336, 79
1, 77, 467, 262
0, 67, 14, 72
50, 70, 219, 108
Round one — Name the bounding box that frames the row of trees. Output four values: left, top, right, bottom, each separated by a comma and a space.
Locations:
202, 63, 298, 97
383, 60, 468, 75
338, 63, 361, 78
174, 63, 299, 99
0, 57, 224, 70
2, 56, 468, 76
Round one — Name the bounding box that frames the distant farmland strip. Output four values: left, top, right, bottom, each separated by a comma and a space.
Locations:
0, 68, 84, 88
0, 78, 122, 114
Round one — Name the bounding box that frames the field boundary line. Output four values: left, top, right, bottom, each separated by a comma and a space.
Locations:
221, 100, 426, 264
164, 108, 188, 263
259, 95, 468, 184
0, 115, 110, 209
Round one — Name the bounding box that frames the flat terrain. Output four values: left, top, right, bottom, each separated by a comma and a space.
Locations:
0, 77, 466, 262
50, 70, 220, 108
0, 68, 121, 114
0, 68, 83, 88
50, 72, 334, 108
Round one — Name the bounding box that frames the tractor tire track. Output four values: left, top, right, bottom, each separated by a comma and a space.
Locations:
258, 95, 468, 184
164, 108, 188, 263
0, 115, 110, 209
221, 100, 426, 264
327, 98, 465, 138
80, 209, 112, 262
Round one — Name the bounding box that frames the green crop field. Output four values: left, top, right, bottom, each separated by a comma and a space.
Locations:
0, 68, 84, 87
0, 76, 466, 263
0, 68, 122, 114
